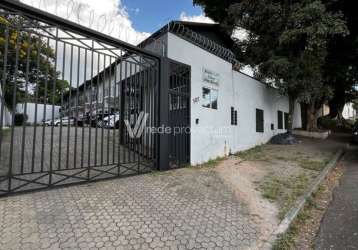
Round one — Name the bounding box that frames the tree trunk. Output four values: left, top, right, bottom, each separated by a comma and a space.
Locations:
306, 103, 319, 131
288, 95, 296, 133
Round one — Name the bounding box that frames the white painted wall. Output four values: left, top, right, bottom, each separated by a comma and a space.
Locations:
16, 103, 61, 124
167, 33, 301, 165
0, 87, 12, 127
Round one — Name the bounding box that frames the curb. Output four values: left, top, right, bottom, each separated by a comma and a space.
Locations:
266, 147, 345, 249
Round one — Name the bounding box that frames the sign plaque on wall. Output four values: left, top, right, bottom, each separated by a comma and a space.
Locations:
202, 68, 220, 85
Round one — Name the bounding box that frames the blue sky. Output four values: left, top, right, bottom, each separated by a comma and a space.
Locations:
122, 0, 204, 33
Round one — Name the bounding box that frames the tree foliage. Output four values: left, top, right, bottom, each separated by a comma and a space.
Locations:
0, 15, 69, 110
194, 0, 348, 130
322, 0, 358, 119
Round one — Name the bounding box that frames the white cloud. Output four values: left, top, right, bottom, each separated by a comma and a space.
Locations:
179, 12, 215, 24
21, 0, 150, 45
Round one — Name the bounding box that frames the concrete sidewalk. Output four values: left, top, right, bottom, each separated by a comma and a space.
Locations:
315, 144, 358, 249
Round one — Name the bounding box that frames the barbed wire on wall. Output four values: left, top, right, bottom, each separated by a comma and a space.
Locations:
168, 22, 239, 66
138, 21, 240, 66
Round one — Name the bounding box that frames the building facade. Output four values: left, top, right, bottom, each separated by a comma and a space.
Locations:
64, 21, 302, 166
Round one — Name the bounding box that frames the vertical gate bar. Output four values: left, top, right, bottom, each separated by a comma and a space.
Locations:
81, 49, 87, 169
31, 33, 41, 173
123, 60, 127, 164
20, 30, 32, 174
158, 57, 170, 170
134, 61, 139, 171
8, 23, 21, 190
73, 46, 80, 169
100, 55, 105, 167
94, 52, 100, 168
49, 27, 59, 184
58, 42, 66, 171
149, 65, 153, 162
65, 45, 73, 170
128, 62, 132, 163
140, 63, 144, 165
143, 67, 147, 160
118, 59, 125, 168
87, 41, 95, 180
146, 66, 150, 161
40, 38, 50, 173
112, 57, 117, 165
118, 53, 124, 175
0, 26, 9, 169
107, 56, 112, 166
153, 64, 157, 163
175, 74, 179, 166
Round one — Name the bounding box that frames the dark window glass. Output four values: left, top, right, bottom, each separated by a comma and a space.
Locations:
284, 112, 289, 129
256, 109, 264, 133
231, 107, 235, 125
278, 111, 283, 129
202, 87, 211, 108
210, 89, 218, 110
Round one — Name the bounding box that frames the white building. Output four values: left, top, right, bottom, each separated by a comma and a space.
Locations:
342, 102, 357, 120
141, 22, 302, 165
66, 21, 302, 166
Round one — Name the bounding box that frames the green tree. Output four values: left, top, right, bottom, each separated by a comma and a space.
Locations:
0, 15, 69, 110
194, 0, 347, 131
322, 0, 358, 123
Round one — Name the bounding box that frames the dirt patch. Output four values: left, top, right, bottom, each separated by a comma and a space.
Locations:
212, 136, 339, 248
216, 157, 279, 248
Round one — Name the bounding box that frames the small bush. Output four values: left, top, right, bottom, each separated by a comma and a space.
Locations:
318, 116, 337, 130
14, 113, 28, 126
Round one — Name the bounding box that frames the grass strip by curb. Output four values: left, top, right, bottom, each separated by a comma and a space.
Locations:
269, 148, 345, 249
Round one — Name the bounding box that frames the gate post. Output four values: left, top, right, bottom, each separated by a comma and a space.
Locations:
158, 57, 170, 171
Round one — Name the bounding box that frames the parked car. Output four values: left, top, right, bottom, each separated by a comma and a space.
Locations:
89, 111, 111, 128
43, 119, 54, 126
49, 117, 76, 126
100, 113, 120, 128
353, 120, 358, 144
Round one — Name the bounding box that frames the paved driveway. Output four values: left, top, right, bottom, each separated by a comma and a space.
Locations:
0, 167, 261, 250
0, 126, 153, 193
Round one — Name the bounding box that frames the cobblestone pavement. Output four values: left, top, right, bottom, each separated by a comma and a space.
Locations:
0, 168, 262, 250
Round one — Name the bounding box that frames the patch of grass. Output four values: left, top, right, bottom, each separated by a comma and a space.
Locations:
259, 173, 310, 220
279, 174, 310, 219
297, 158, 327, 171
272, 186, 323, 250
260, 176, 288, 201
1, 128, 10, 137
236, 145, 268, 161
195, 156, 225, 169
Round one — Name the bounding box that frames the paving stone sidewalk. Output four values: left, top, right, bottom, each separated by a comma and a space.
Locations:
0, 167, 261, 250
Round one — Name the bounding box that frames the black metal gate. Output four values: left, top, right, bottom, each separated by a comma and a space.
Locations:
0, 1, 161, 195
168, 61, 190, 168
